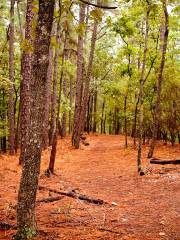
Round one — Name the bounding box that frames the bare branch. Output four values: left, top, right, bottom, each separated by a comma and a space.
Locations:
78, 0, 118, 9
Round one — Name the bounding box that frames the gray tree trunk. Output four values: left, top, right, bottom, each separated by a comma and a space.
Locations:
42, 46, 53, 149
50, 20, 61, 145
8, 0, 15, 155
79, 19, 98, 136
148, 0, 169, 158
137, 1, 150, 174
15, 1, 55, 238
72, 3, 86, 148
19, 0, 34, 164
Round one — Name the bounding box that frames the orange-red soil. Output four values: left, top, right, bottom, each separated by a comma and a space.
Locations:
0, 135, 180, 240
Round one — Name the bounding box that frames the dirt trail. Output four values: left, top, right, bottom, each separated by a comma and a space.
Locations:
0, 135, 180, 240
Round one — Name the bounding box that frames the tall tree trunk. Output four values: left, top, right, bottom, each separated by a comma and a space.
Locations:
132, 96, 139, 146
48, 7, 62, 174
15, 1, 54, 238
19, 0, 34, 164
8, 0, 15, 155
57, 31, 68, 136
69, 78, 73, 134
79, 18, 98, 136
15, 1, 23, 154
89, 95, 93, 132
86, 96, 91, 133
103, 114, 106, 134
137, 1, 150, 174
72, 3, 86, 148
42, 46, 53, 148
1, 90, 7, 153
15, 103, 20, 153
93, 90, 97, 133
124, 95, 128, 148
50, 20, 61, 145
101, 100, 105, 134
148, 0, 169, 158
61, 52, 68, 138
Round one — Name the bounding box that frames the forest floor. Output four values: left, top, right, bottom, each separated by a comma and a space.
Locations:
0, 135, 180, 240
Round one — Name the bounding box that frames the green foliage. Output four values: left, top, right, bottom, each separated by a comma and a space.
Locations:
0, 0, 179, 149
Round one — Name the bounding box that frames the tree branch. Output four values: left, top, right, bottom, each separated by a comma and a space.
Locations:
78, 0, 118, 9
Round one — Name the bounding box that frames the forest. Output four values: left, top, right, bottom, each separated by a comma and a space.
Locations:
0, 0, 179, 239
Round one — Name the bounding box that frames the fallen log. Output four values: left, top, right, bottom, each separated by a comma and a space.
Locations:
150, 158, 180, 165
37, 196, 64, 203
0, 222, 15, 230
38, 186, 106, 205
98, 227, 122, 235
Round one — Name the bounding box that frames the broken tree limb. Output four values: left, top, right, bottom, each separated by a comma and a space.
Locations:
98, 227, 122, 235
150, 158, 180, 165
37, 196, 64, 203
38, 185, 107, 205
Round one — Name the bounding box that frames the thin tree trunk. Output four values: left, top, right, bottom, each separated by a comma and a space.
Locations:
42, 47, 53, 148
101, 100, 105, 134
103, 114, 106, 134
69, 78, 73, 134
1, 90, 7, 153
72, 3, 86, 148
79, 18, 98, 136
124, 95, 128, 148
57, 31, 68, 136
86, 96, 91, 133
15, 1, 54, 238
50, 20, 61, 145
93, 90, 97, 133
137, 1, 150, 174
148, 0, 169, 158
132, 97, 139, 146
61, 52, 68, 138
89, 95, 93, 132
15, 103, 20, 153
48, 6, 62, 174
19, 0, 34, 164
8, 0, 15, 155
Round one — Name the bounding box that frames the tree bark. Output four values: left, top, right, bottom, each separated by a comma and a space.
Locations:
132, 96, 139, 146
48, 4, 62, 174
72, 3, 86, 148
8, 0, 15, 155
57, 31, 68, 136
137, 1, 150, 174
101, 100, 105, 134
124, 95, 128, 148
93, 90, 97, 133
79, 18, 98, 136
68, 78, 73, 134
50, 20, 61, 145
15, 1, 54, 238
15, 103, 20, 153
47, 29, 69, 174
19, 0, 34, 164
61, 52, 68, 138
86, 95, 91, 133
1, 90, 7, 153
42, 46, 53, 149
148, 0, 169, 158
